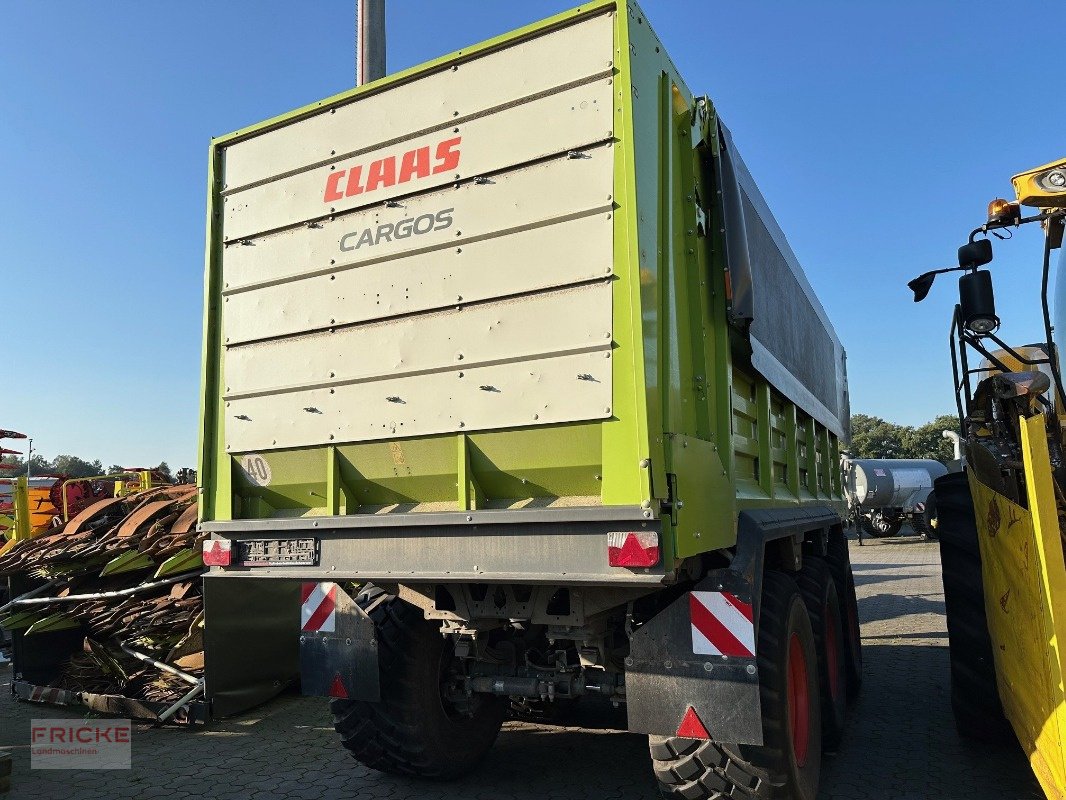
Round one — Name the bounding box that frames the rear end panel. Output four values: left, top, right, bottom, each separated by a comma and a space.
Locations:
199, 3, 657, 544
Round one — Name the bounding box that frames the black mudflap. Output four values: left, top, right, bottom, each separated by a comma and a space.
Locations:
626, 579, 762, 743
298, 581, 380, 702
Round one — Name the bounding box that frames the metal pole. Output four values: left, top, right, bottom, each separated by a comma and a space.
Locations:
942, 430, 962, 461
26, 438, 32, 481
0, 570, 203, 613
157, 680, 205, 723
356, 0, 386, 86
120, 642, 200, 686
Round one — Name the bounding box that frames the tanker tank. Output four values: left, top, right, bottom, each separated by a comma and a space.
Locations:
845, 458, 949, 538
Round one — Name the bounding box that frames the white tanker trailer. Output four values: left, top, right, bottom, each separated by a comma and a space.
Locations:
844, 458, 949, 538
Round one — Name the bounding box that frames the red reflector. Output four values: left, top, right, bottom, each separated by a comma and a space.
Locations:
676, 706, 710, 739
607, 531, 660, 567
202, 539, 232, 567
328, 673, 349, 699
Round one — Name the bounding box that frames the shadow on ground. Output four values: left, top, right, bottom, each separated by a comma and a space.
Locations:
857, 592, 944, 624
820, 643, 1041, 800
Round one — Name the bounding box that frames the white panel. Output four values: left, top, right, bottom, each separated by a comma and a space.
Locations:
222, 147, 611, 293
217, 13, 618, 454
224, 214, 612, 345
222, 12, 615, 191
225, 351, 613, 453
222, 80, 614, 240
225, 283, 612, 399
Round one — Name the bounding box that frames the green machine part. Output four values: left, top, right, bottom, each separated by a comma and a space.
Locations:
198, 0, 846, 569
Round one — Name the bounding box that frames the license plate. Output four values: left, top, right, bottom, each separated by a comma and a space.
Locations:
236, 538, 319, 566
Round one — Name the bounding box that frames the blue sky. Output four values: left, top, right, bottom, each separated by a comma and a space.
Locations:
1, 1, 1061, 468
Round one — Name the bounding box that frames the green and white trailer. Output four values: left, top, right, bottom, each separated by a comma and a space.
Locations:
197, 3, 857, 797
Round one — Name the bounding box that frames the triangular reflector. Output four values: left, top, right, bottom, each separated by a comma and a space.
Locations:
328, 673, 349, 699
676, 705, 710, 739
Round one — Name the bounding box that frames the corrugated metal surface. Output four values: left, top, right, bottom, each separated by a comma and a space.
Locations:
223, 82, 613, 240
226, 283, 612, 399
222, 150, 613, 341
225, 284, 613, 452
219, 12, 615, 454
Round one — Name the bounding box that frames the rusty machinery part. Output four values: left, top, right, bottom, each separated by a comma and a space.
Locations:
0, 486, 205, 710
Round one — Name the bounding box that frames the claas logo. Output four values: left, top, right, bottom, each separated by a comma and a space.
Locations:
323, 136, 461, 202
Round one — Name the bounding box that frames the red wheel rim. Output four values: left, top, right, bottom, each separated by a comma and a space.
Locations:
825, 601, 842, 702
787, 632, 811, 766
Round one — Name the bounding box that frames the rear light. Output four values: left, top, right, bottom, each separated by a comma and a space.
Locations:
202, 539, 232, 567
607, 531, 660, 567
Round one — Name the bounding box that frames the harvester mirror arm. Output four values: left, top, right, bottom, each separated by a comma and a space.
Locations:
909, 238, 995, 303
908, 264, 972, 303
968, 209, 1058, 242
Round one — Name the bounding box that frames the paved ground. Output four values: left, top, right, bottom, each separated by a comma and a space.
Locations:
0, 537, 1044, 800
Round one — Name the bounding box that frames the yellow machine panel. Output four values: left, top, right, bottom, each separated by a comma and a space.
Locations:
970, 415, 1066, 800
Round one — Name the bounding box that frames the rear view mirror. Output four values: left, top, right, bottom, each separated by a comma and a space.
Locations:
909, 238, 994, 302
958, 239, 993, 269
908, 273, 937, 303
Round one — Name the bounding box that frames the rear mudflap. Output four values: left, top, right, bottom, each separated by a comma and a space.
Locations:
298, 582, 380, 702
626, 573, 762, 743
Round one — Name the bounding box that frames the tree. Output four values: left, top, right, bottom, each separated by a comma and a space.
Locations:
849, 412, 960, 464
0, 454, 50, 477
50, 455, 104, 478
902, 414, 961, 462
848, 414, 908, 459
1, 453, 186, 480
27, 455, 52, 475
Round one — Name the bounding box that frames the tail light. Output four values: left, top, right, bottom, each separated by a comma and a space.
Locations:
202, 539, 232, 567
607, 531, 660, 567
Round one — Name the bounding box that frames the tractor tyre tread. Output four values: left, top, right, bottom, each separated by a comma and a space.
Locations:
796, 558, 848, 749
934, 472, 1012, 744
651, 571, 820, 800
330, 587, 506, 779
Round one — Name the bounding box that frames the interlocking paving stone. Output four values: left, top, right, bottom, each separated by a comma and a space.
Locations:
0, 538, 1044, 799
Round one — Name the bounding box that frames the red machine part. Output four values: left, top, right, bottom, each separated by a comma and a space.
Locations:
46, 476, 112, 521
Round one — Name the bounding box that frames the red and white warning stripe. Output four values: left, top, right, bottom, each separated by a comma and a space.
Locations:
689, 591, 755, 657
301, 582, 338, 633
28, 685, 70, 704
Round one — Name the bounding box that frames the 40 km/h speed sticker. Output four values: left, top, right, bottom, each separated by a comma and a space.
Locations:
240, 453, 273, 487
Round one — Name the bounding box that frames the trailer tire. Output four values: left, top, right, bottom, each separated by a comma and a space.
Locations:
825, 535, 862, 701
934, 472, 1012, 743
650, 571, 821, 800
330, 588, 507, 779
796, 558, 847, 750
